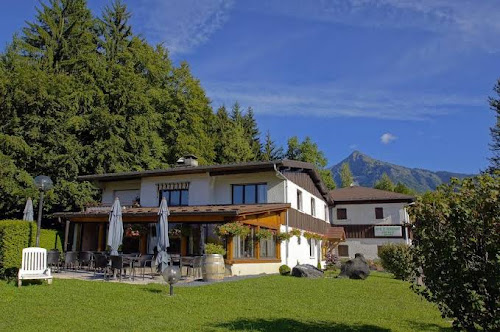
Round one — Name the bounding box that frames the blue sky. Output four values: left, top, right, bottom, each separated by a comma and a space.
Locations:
1, 1, 498, 173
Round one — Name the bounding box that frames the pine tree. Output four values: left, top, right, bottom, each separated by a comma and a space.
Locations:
393, 182, 414, 195
374, 173, 395, 191
340, 162, 353, 188
242, 107, 261, 159
488, 80, 500, 170
22, 0, 95, 72
261, 130, 283, 161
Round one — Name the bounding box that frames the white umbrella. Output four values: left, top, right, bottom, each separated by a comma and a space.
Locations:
156, 197, 170, 272
23, 198, 34, 222
107, 198, 123, 255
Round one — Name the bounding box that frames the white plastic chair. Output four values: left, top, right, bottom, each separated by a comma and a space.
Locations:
18, 247, 53, 288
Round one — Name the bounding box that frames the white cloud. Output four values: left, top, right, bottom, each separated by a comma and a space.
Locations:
204, 81, 484, 121
380, 133, 397, 144
349, 144, 358, 149
134, 0, 234, 54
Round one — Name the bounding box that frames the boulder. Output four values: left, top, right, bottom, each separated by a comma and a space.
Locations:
291, 264, 324, 278
338, 253, 370, 280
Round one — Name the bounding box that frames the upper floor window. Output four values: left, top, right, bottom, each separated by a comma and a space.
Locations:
297, 190, 303, 211
160, 189, 189, 206
232, 183, 267, 204
375, 207, 384, 219
337, 208, 347, 220
325, 205, 329, 222
311, 197, 316, 216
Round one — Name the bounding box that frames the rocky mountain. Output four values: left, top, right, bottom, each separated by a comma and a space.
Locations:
331, 151, 474, 192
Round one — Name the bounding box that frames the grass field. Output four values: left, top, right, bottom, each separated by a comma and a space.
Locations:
0, 272, 451, 331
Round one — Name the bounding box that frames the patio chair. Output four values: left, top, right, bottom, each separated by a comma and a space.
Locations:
78, 251, 94, 271
63, 251, 79, 270
93, 254, 110, 280
18, 247, 52, 288
170, 253, 182, 270
135, 254, 154, 280
192, 256, 203, 280
47, 249, 61, 273
110, 255, 131, 282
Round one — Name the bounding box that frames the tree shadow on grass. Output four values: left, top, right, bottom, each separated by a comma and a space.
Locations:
212, 318, 391, 332
406, 321, 453, 332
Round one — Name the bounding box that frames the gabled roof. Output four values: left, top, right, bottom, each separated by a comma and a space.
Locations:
329, 186, 414, 205
325, 226, 346, 241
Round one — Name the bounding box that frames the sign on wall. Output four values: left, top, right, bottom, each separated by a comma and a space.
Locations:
374, 225, 402, 237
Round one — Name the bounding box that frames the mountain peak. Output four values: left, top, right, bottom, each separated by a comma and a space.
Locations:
331, 152, 473, 192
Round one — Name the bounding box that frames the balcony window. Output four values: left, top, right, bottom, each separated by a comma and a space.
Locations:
160, 189, 189, 206
232, 184, 267, 204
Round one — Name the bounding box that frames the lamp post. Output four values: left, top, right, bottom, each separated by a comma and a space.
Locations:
162, 265, 180, 296
34, 175, 53, 247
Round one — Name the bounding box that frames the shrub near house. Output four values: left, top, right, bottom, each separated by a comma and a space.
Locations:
0, 220, 62, 278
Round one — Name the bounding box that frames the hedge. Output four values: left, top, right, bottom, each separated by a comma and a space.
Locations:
0, 220, 63, 278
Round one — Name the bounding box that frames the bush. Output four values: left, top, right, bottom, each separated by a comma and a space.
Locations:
378, 243, 413, 280
279, 264, 291, 276
0, 220, 62, 278
0, 220, 35, 277
410, 174, 500, 331
204, 243, 226, 256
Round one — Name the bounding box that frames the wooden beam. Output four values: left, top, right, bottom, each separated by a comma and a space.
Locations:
97, 223, 104, 251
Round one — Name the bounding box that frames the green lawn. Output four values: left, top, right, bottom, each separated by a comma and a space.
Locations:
0, 272, 451, 332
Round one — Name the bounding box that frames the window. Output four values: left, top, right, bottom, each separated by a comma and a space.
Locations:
233, 228, 255, 258
324, 205, 329, 222
160, 189, 188, 206
260, 234, 276, 258
297, 190, 303, 211
338, 245, 349, 257
337, 208, 347, 220
232, 184, 267, 204
311, 198, 316, 216
309, 238, 316, 257
375, 207, 384, 219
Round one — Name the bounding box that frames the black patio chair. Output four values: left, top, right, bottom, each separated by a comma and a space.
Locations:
78, 251, 94, 271
47, 249, 60, 273
64, 251, 78, 270
170, 253, 182, 270
110, 255, 131, 282
93, 254, 110, 280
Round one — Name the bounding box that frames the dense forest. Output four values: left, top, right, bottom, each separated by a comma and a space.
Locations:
0, 0, 336, 219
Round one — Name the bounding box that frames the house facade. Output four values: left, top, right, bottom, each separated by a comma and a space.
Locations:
56, 156, 345, 276
329, 186, 414, 259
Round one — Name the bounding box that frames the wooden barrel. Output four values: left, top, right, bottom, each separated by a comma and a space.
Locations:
202, 254, 225, 281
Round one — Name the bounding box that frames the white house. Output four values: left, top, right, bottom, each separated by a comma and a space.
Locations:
329, 186, 414, 260
56, 156, 345, 276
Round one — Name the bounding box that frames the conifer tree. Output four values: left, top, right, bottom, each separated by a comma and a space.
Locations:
374, 173, 395, 191
261, 130, 283, 161
488, 80, 500, 170
242, 107, 261, 159
340, 162, 354, 188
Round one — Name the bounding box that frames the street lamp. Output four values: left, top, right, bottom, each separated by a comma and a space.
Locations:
34, 175, 53, 247
162, 265, 180, 296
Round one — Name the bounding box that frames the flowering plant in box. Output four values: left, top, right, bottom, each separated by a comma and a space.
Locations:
215, 222, 251, 238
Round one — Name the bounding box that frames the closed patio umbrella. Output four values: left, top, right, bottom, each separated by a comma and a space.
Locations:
107, 198, 123, 255
199, 224, 206, 255
23, 198, 34, 222
156, 197, 170, 272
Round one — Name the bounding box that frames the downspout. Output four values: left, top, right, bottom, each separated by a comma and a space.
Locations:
274, 164, 289, 265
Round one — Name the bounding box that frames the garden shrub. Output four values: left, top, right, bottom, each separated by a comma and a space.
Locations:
378, 243, 413, 280
0, 220, 62, 278
410, 174, 500, 331
204, 243, 226, 256
279, 264, 291, 276
0, 220, 35, 277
